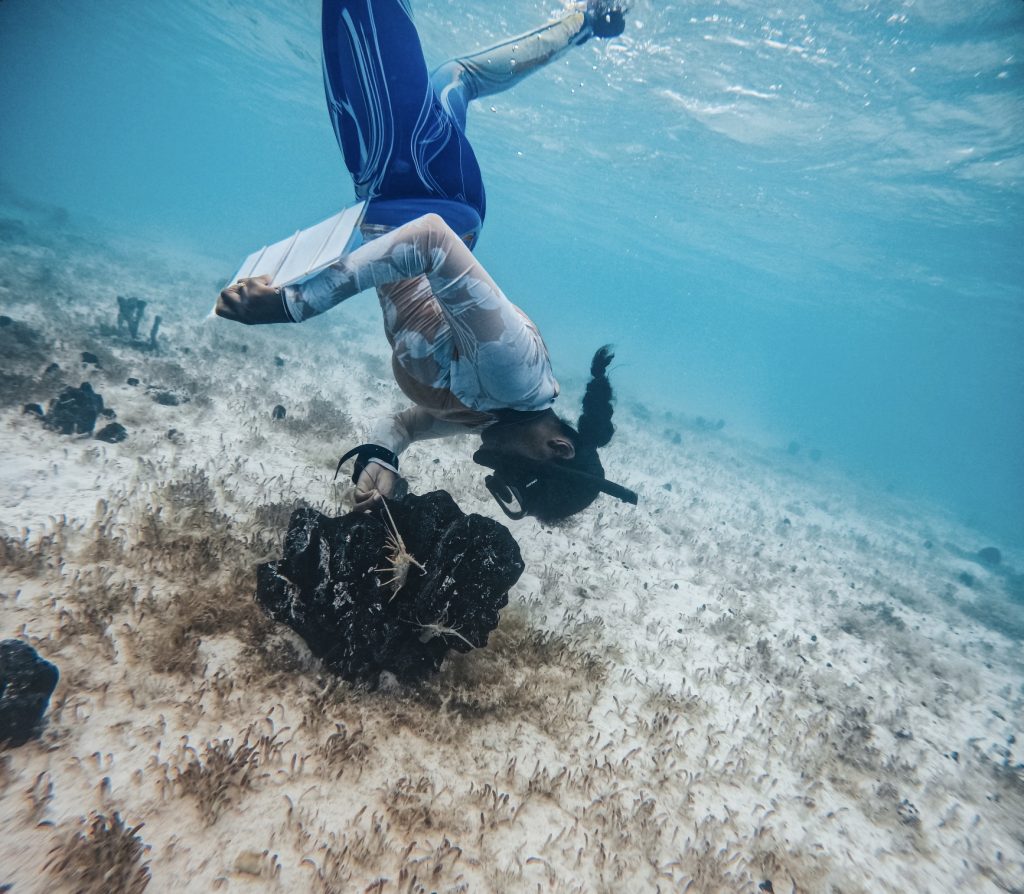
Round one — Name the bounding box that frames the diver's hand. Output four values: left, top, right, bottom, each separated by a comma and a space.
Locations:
353, 463, 399, 511
216, 275, 291, 325
586, 0, 627, 38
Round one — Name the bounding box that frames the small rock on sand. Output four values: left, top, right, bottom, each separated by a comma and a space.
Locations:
0, 640, 60, 748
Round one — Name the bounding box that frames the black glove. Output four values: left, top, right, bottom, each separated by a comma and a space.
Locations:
587, 1, 628, 39
335, 443, 400, 484
335, 444, 407, 505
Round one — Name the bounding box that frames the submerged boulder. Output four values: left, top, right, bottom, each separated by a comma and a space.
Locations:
976, 546, 1002, 567
149, 388, 184, 406
45, 382, 104, 434
256, 491, 524, 682
95, 422, 128, 443
0, 640, 60, 747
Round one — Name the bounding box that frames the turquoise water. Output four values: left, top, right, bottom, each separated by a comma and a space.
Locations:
1, 0, 1022, 543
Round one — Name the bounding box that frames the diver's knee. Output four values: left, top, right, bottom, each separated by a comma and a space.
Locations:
417, 212, 449, 234
429, 60, 462, 93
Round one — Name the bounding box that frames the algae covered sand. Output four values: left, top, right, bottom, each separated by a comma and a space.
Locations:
1, 208, 1022, 892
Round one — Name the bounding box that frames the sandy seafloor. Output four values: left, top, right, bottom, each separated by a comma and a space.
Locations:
1, 204, 1022, 894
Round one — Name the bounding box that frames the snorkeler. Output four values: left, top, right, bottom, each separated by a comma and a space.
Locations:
217, 0, 637, 521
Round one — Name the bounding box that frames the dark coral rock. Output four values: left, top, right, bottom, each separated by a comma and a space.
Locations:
100, 407, 116, 419
81, 351, 100, 366
117, 295, 147, 340
274, 356, 285, 367
0, 640, 59, 748
95, 422, 128, 443
0, 315, 11, 327
126, 377, 140, 386
45, 382, 104, 435
149, 315, 162, 351
150, 389, 180, 406
256, 491, 524, 682
977, 546, 1002, 567
23, 403, 44, 417
43, 362, 60, 377
271, 404, 286, 421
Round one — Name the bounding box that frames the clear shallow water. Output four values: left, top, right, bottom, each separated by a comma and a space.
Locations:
1, 0, 1022, 544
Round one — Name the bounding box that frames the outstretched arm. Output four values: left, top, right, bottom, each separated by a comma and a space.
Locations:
351, 406, 484, 508
226, 213, 555, 409
370, 406, 482, 457
218, 213, 515, 333
280, 213, 517, 331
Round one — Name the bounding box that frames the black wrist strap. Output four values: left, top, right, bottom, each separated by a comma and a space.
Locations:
335, 443, 400, 484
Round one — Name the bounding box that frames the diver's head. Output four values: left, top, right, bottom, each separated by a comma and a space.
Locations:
474, 346, 637, 522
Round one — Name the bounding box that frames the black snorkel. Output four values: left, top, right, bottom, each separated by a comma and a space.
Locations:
472, 447, 638, 520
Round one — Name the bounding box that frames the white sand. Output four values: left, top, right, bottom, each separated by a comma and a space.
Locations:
1, 213, 1022, 893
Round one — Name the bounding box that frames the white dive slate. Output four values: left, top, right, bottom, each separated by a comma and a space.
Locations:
230, 201, 367, 288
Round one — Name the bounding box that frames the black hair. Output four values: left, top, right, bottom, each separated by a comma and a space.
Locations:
527, 345, 617, 522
